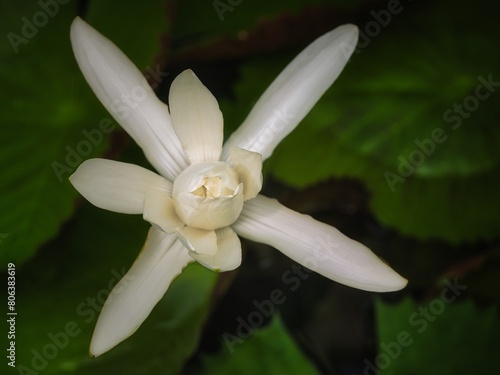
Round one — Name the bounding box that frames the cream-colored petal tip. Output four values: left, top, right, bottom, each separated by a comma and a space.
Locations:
89, 332, 114, 358
339, 23, 359, 36
70, 16, 90, 41
381, 272, 408, 292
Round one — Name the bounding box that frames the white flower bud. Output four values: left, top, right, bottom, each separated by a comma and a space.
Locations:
172, 162, 244, 230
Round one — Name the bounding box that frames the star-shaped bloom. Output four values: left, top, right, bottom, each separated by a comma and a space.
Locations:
69, 17, 407, 357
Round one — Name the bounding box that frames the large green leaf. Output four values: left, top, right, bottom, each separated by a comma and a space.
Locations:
0, 1, 168, 267
198, 315, 319, 375
12, 203, 216, 375
375, 296, 500, 374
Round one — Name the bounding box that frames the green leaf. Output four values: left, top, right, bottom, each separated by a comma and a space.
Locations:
12, 203, 217, 375
199, 315, 319, 375
0, 1, 168, 267
375, 296, 500, 374
0, 1, 97, 267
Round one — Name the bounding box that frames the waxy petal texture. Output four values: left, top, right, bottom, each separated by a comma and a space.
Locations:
222, 24, 358, 161
143, 189, 183, 233
169, 70, 224, 163
177, 226, 217, 255
70, 17, 189, 181
90, 227, 193, 357
189, 227, 242, 271
233, 195, 407, 292
70, 158, 171, 214
229, 147, 263, 201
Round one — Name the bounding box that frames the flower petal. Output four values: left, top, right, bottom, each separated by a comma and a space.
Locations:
70, 17, 189, 181
90, 227, 193, 357
222, 24, 358, 161
143, 189, 184, 233
229, 147, 263, 200
233, 195, 407, 292
69, 158, 171, 214
176, 226, 217, 256
190, 227, 241, 272
169, 69, 223, 163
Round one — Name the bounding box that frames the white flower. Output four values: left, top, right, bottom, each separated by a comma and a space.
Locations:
69, 17, 407, 357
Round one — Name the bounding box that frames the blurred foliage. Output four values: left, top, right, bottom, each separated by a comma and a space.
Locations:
198, 316, 319, 375
0, 0, 99, 267
86, 0, 167, 68
172, 0, 364, 44
376, 296, 500, 374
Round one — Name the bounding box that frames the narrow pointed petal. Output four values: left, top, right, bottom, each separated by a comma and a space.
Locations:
90, 228, 193, 357
190, 227, 241, 272
176, 226, 217, 255
143, 189, 183, 233
70, 17, 189, 180
69, 158, 172, 214
169, 69, 223, 163
222, 24, 358, 161
233, 195, 407, 292
229, 147, 263, 200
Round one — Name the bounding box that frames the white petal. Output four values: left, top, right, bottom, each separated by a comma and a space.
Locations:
222, 24, 358, 161
229, 147, 263, 200
233, 195, 407, 292
69, 158, 171, 214
143, 189, 183, 233
176, 226, 217, 255
190, 227, 241, 272
169, 69, 223, 163
90, 227, 193, 357
70, 17, 189, 181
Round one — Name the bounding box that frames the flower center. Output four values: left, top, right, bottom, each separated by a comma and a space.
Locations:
192, 176, 231, 198
172, 162, 244, 230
